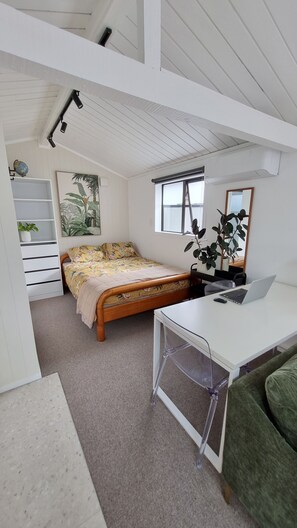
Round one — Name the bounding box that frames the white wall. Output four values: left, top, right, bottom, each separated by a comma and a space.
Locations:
6, 141, 129, 254
128, 148, 297, 285
0, 126, 41, 393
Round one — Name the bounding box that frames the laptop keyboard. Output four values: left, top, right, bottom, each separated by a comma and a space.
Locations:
221, 288, 248, 304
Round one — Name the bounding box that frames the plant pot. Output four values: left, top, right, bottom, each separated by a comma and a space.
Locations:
20, 231, 31, 242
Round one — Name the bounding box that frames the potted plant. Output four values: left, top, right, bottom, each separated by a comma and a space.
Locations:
184, 209, 248, 271
18, 222, 39, 242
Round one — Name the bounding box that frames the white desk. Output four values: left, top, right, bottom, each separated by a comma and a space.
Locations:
153, 281, 297, 472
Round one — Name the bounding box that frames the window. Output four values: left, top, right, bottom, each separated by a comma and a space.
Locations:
153, 168, 204, 234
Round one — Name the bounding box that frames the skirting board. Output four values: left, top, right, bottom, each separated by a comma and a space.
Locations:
29, 291, 64, 302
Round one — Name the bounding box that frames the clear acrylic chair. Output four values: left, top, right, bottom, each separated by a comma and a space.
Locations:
151, 317, 229, 469
204, 279, 235, 296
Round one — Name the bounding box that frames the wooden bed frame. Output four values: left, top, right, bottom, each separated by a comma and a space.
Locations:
60, 254, 191, 342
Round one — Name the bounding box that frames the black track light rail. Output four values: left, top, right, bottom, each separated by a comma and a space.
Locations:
47, 27, 112, 147
47, 92, 76, 147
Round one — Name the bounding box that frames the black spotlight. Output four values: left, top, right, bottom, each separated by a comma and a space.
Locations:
72, 91, 83, 109
60, 119, 67, 133
99, 27, 112, 47
48, 135, 56, 148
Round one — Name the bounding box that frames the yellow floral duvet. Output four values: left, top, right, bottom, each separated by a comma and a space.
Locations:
63, 257, 189, 307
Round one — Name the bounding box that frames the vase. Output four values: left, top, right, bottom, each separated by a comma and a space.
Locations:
20, 231, 31, 242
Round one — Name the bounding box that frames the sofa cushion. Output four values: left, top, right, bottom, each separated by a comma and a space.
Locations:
265, 353, 297, 450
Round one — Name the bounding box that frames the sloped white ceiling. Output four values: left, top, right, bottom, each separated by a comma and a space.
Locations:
1, 0, 297, 177
0, 67, 60, 143
0, 0, 96, 144
2, 0, 97, 37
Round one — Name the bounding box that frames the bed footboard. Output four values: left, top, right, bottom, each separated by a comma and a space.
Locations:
95, 274, 190, 341
60, 253, 190, 342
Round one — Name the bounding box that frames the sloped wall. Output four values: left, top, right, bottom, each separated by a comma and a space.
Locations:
6, 141, 129, 254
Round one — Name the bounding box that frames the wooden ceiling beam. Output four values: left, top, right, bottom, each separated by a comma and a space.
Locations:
137, 0, 161, 69
1, 3, 297, 151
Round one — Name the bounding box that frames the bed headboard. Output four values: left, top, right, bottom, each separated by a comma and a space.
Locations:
60, 253, 70, 286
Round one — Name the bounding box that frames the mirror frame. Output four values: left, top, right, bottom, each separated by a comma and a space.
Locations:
223, 186, 254, 272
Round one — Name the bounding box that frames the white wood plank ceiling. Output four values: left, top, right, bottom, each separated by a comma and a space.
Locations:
1, 0, 297, 177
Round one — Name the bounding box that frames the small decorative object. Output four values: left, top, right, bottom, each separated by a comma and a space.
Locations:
56, 171, 101, 237
18, 222, 39, 243
184, 209, 248, 270
14, 160, 29, 177
9, 160, 29, 180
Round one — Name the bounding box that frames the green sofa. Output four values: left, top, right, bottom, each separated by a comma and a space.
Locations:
222, 345, 297, 528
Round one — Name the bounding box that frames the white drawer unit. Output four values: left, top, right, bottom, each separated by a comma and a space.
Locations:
23, 256, 60, 272
27, 281, 63, 299
25, 269, 61, 286
21, 243, 59, 259
21, 244, 63, 301
11, 178, 63, 302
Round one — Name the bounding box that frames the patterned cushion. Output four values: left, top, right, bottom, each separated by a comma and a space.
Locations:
102, 241, 138, 260
265, 353, 297, 450
68, 245, 106, 263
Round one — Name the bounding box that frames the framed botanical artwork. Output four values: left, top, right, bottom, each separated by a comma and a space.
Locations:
56, 171, 101, 237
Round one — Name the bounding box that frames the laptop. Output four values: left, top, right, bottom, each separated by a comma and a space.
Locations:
220, 275, 276, 305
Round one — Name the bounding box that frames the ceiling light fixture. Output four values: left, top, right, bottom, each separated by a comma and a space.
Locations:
60, 118, 67, 133
99, 27, 112, 47
46, 27, 112, 148
72, 91, 83, 109
48, 135, 56, 148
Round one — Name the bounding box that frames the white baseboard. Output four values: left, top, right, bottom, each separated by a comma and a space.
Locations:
0, 372, 41, 394
29, 291, 63, 302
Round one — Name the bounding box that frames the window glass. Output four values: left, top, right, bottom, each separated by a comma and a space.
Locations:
184, 205, 203, 233
188, 180, 204, 204
160, 177, 204, 234
163, 181, 183, 205
163, 206, 182, 232
162, 182, 183, 233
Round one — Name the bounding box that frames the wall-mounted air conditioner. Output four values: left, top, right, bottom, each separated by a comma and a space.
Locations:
204, 145, 281, 184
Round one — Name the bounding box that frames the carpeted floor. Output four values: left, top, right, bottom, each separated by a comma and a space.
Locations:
30, 292, 257, 528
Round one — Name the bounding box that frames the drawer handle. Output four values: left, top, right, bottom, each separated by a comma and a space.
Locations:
27, 279, 61, 286
25, 267, 59, 273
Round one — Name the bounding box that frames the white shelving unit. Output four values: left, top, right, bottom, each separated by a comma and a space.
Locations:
11, 177, 63, 301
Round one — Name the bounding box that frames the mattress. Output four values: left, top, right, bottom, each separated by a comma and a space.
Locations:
63, 257, 189, 308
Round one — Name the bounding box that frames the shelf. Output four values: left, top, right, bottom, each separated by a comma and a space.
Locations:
17, 219, 55, 222
20, 240, 57, 246
14, 198, 52, 202
11, 178, 52, 200
12, 177, 51, 183
12, 177, 62, 301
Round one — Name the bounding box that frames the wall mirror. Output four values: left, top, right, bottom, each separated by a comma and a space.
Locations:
220, 187, 254, 272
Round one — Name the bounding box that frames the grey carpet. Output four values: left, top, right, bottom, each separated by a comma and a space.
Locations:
30, 292, 257, 528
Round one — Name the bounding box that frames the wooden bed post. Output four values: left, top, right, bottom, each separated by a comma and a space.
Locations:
97, 323, 106, 342
60, 253, 70, 287
96, 303, 106, 342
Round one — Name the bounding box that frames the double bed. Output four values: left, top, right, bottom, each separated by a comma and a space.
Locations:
60, 242, 190, 341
